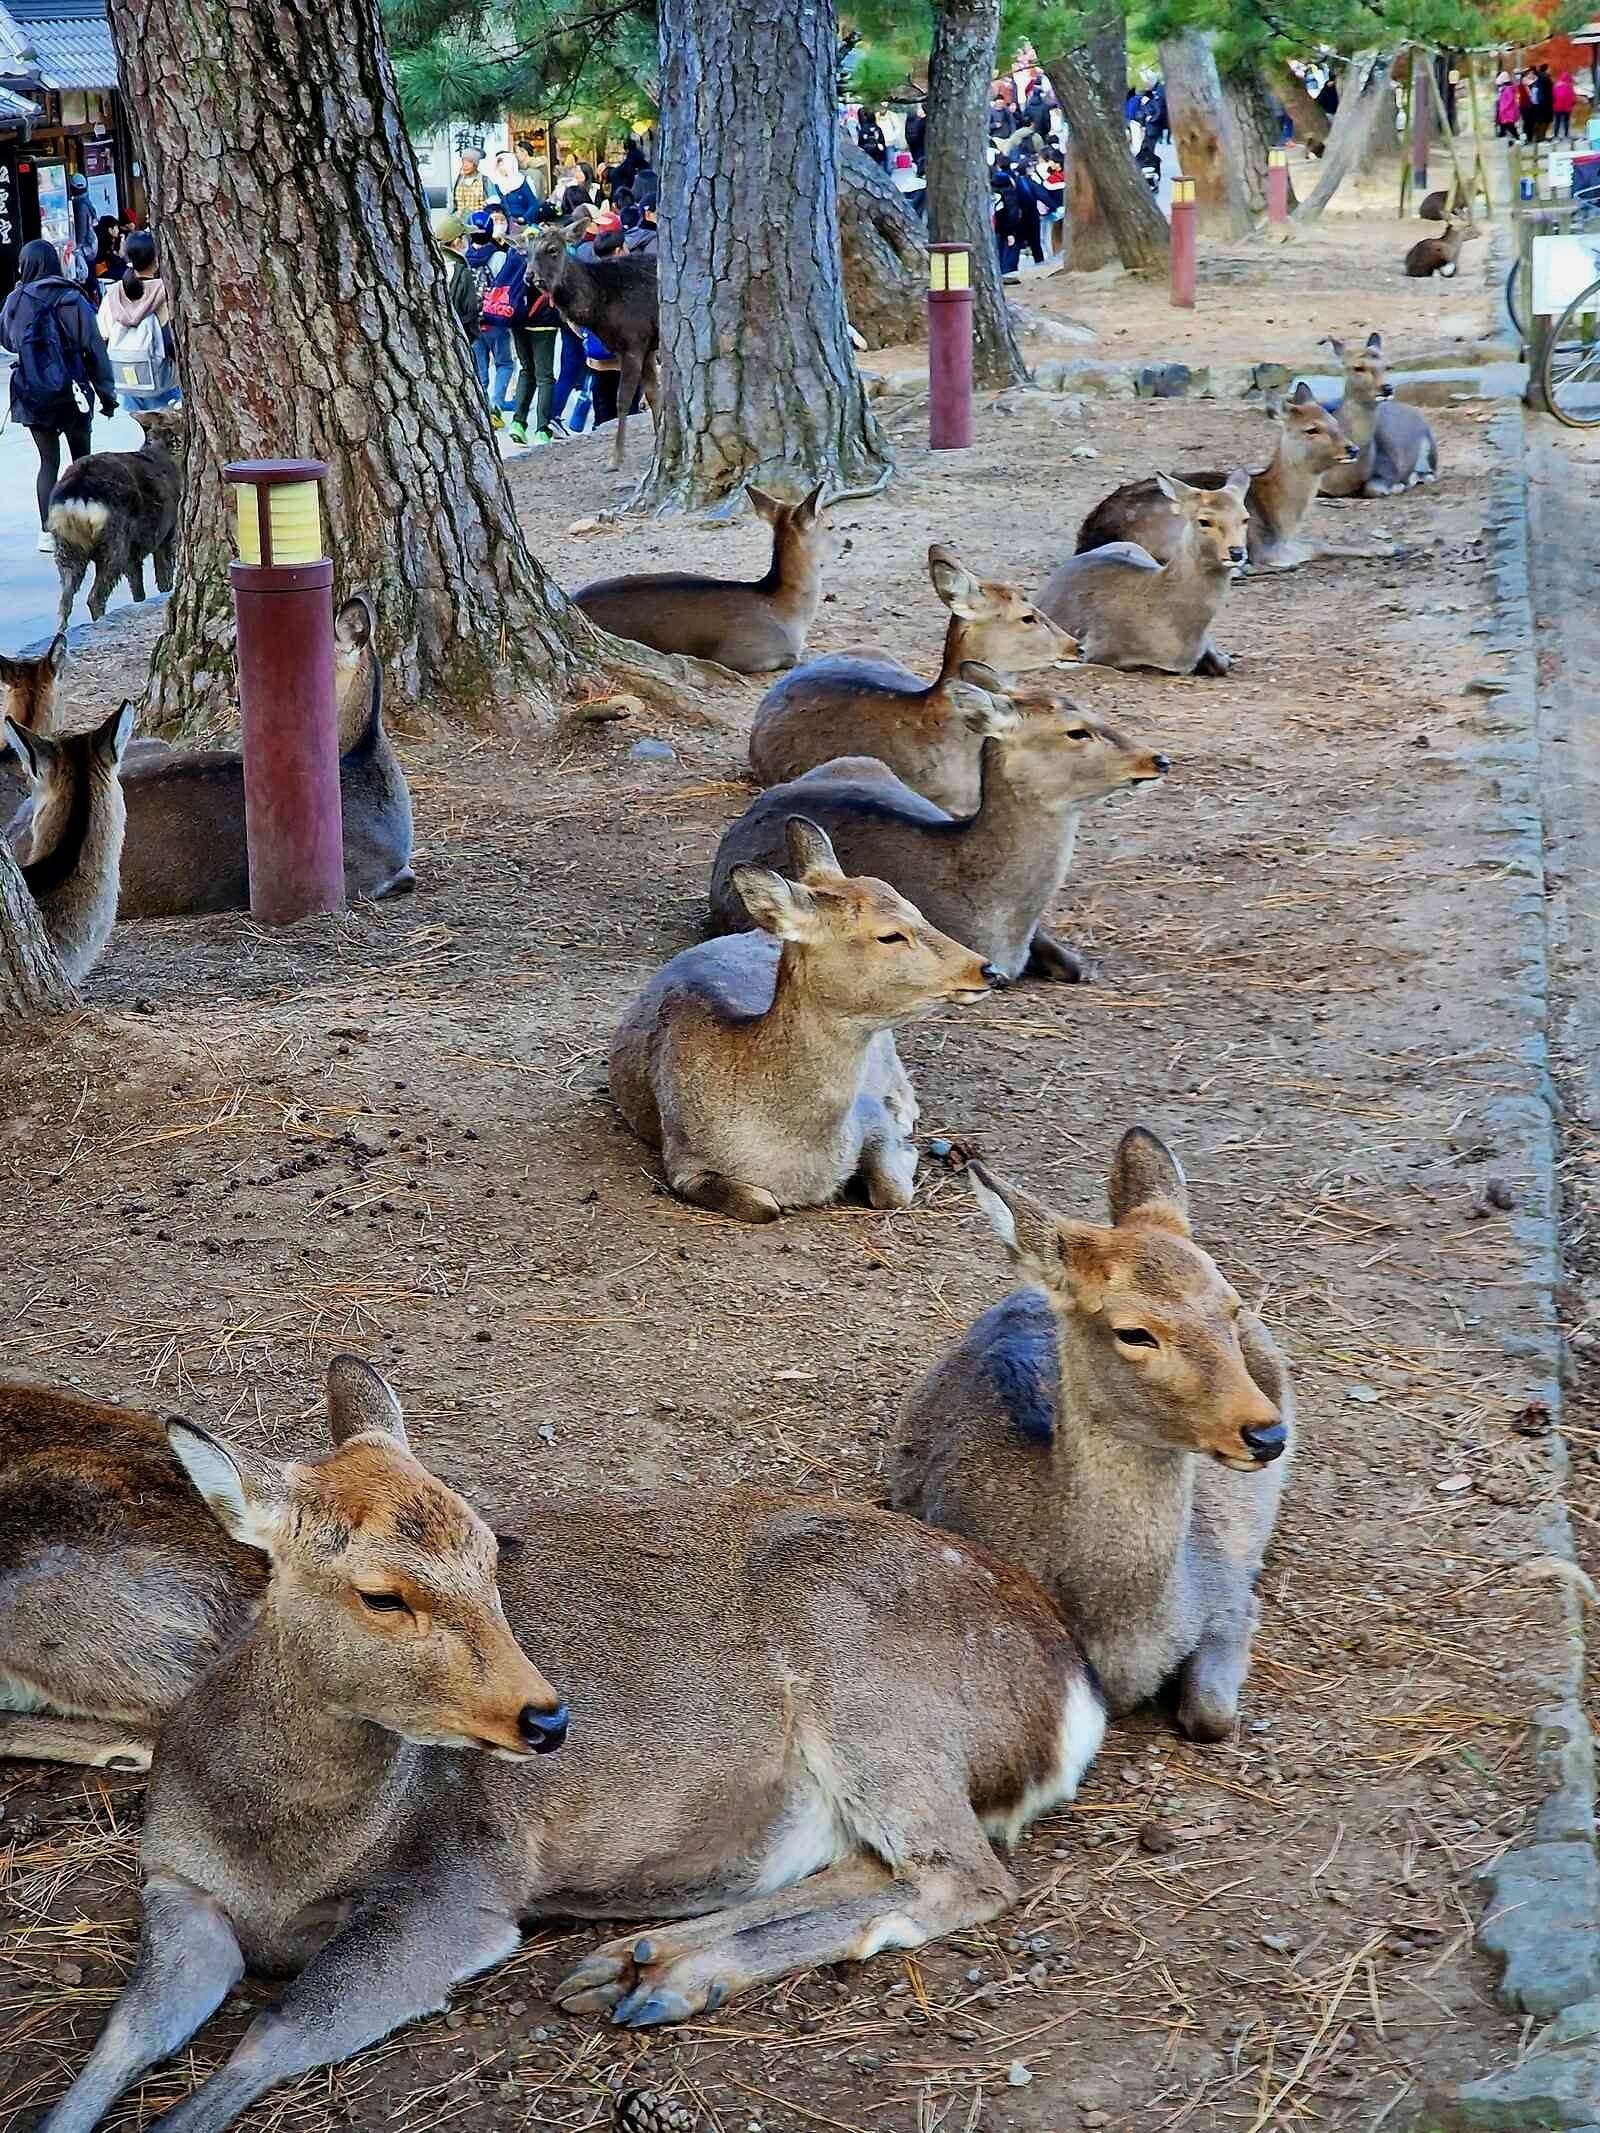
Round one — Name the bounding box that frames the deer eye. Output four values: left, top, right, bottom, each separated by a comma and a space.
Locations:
358, 1590, 410, 1614
876, 931, 908, 947
1113, 1327, 1159, 1349
1066, 727, 1091, 741
1019, 613, 1038, 625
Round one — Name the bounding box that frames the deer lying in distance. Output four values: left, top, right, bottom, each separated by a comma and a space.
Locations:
1404, 211, 1481, 278
710, 689, 1170, 983
1319, 333, 1437, 497
895, 1129, 1294, 1742
1038, 472, 1249, 674
1073, 385, 1358, 574
574, 482, 834, 673
530, 224, 657, 471
612, 817, 999, 1222
36, 1355, 1105, 2133
50, 406, 184, 629
115, 594, 414, 917
748, 544, 1079, 809
3, 703, 133, 983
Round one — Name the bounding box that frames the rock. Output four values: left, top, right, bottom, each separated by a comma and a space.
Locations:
574, 693, 643, 724
1058, 361, 1137, 400
1015, 311, 1097, 346
1467, 675, 1512, 697
1007, 2062, 1034, 2088
1138, 1820, 1179, 1854
1137, 361, 1193, 399
1261, 1932, 1296, 1954
1479, 1841, 1600, 2014
1484, 1177, 1517, 1210
1426, 1998, 1600, 2125
1069, 444, 1100, 461
629, 737, 677, 765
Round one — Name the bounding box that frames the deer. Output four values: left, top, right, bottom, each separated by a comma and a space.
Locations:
114, 595, 414, 918
747, 544, 1079, 810
2, 702, 133, 983
33, 1354, 1106, 2133
709, 688, 1170, 984
1319, 333, 1437, 497
49, 406, 184, 629
0, 631, 170, 834
573, 481, 834, 673
1072, 385, 1360, 574
1404, 210, 1481, 278
893, 1129, 1294, 1743
529, 224, 657, 471
1037, 472, 1249, 675
611, 817, 1000, 1222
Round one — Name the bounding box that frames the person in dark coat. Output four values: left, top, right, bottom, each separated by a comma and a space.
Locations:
905, 104, 927, 171
67, 174, 99, 295
0, 237, 116, 545
856, 106, 888, 165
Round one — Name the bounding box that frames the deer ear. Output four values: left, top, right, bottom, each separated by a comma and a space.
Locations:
731, 865, 823, 942
784, 813, 843, 882
746, 486, 783, 523
1319, 335, 1346, 357
327, 1355, 410, 1450
46, 629, 68, 676
929, 544, 983, 618
968, 1163, 1061, 1279
950, 676, 1021, 738
3, 718, 42, 780
95, 701, 136, 763
335, 595, 374, 655
1107, 1127, 1190, 1236
1290, 379, 1316, 405
796, 479, 826, 526
1222, 468, 1251, 499
1154, 471, 1196, 504
1365, 331, 1383, 353
166, 1419, 287, 1552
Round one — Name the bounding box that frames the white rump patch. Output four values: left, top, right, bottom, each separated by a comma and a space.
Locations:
48, 501, 109, 544
982, 1673, 1107, 1849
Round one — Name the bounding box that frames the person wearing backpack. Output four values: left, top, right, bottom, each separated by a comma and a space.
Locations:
1, 237, 116, 550
466, 207, 519, 425
98, 230, 180, 413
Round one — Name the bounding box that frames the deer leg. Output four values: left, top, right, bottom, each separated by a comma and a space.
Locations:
36, 1873, 244, 2133
55, 553, 88, 629
154, 535, 176, 592
1192, 638, 1231, 678
126, 554, 148, 603
0, 1711, 154, 1770
87, 554, 121, 622
1177, 1602, 1259, 1743
663, 1138, 781, 1223
1025, 929, 1088, 983
640, 347, 659, 415
610, 349, 644, 471
857, 1097, 919, 1211
132, 1891, 521, 2133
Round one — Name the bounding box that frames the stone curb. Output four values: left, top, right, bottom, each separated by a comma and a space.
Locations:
1420, 404, 1600, 2130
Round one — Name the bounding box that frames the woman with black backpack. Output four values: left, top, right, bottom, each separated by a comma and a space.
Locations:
0, 237, 116, 551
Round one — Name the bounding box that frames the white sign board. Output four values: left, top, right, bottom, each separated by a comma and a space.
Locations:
1532, 231, 1600, 316
1548, 150, 1575, 195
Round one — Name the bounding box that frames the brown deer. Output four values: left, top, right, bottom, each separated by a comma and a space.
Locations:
574, 482, 834, 673
1404, 210, 1481, 278
709, 689, 1169, 983
1038, 473, 1249, 675
3, 702, 132, 983
611, 816, 999, 1222
50, 406, 184, 629
1319, 333, 1437, 497
1073, 385, 1359, 573
747, 544, 1079, 809
114, 595, 414, 917
529, 225, 657, 470
34, 1355, 1104, 2133
894, 1129, 1294, 1742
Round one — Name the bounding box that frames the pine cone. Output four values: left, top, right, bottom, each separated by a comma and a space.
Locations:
615, 2091, 699, 2133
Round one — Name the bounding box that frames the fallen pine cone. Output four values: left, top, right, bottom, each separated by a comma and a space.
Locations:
616, 2090, 700, 2133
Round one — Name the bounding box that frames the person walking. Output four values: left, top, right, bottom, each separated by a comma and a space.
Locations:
1528, 64, 1555, 141
1552, 68, 1577, 139
97, 229, 180, 412
1495, 71, 1519, 138
509, 265, 560, 444
64, 173, 100, 297
466, 206, 519, 424
0, 238, 116, 550
453, 147, 487, 218
430, 210, 480, 344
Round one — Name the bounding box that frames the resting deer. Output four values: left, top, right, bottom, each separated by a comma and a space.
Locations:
35, 1355, 1105, 2133
115, 595, 414, 917
3, 703, 132, 983
1073, 385, 1359, 573
612, 816, 999, 1222
1319, 333, 1437, 497
710, 688, 1169, 983
574, 482, 834, 673
1037, 473, 1249, 675
748, 544, 1079, 810
894, 1129, 1294, 1742
1404, 211, 1481, 278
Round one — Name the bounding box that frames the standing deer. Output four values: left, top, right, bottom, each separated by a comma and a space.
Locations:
748, 544, 1079, 809
33, 1355, 1105, 2133
530, 226, 657, 471
894, 1129, 1294, 1741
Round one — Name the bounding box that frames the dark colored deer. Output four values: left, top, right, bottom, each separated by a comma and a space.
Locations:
529, 225, 658, 471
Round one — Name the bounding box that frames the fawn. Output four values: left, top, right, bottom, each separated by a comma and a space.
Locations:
748, 543, 1078, 809
3, 702, 132, 983
612, 815, 999, 1222
1074, 385, 1358, 573
575, 482, 834, 673
710, 687, 1169, 983
894, 1129, 1295, 1741
1319, 333, 1437, 497
36, 1355, 1104, 2133
1038, 473, 1249, 674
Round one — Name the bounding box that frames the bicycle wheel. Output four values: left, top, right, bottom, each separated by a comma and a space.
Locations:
1544, 272, 1600, 427
1506, 258, 1525, 342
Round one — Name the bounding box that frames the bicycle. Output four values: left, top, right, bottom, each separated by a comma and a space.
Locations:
1543, 266, 1600, 425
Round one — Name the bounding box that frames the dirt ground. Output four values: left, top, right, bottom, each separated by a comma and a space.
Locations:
0, 195, 1573, 2133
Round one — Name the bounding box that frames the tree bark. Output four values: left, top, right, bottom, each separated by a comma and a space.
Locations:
1268, 61, 1330, 152
1161, 29, 1253, 240
837, 140, 928, 350
643, 0, 890, 509
107, 0, 603, 736
1043, 41, 1169, 276
1293, 50, 1398, 222
1224, 62, 1296, 219
0, 846, 73, 1029
926, 0, 1025, 388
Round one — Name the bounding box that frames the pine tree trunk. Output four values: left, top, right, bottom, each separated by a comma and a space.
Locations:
1293, 50, 1398, 222
0, 846, 73, 1029
1161, 29, 1254, 240
1269, 62, 1330, 151
107, 0, 598, 737
926, 0, 1025, 388
1043, 42, 1169, 276
642, 0, 890, 509
1224, 63, 1296, 218
837, 141, 928, 350
1065, 147, 1115, 270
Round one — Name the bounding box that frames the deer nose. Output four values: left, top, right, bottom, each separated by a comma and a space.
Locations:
1379, 383, 1395, 398
1239, 1421, 1288, 1464
1343, 442, 1360, 459
1228, 546, 1246, 565
1152, 753, 1172, 774
518, 1701, 569, 1754
980, 963, 1009, 989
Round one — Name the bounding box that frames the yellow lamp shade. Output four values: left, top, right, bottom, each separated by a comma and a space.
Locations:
234, 479, 324, 567
929, 245, 971, 293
